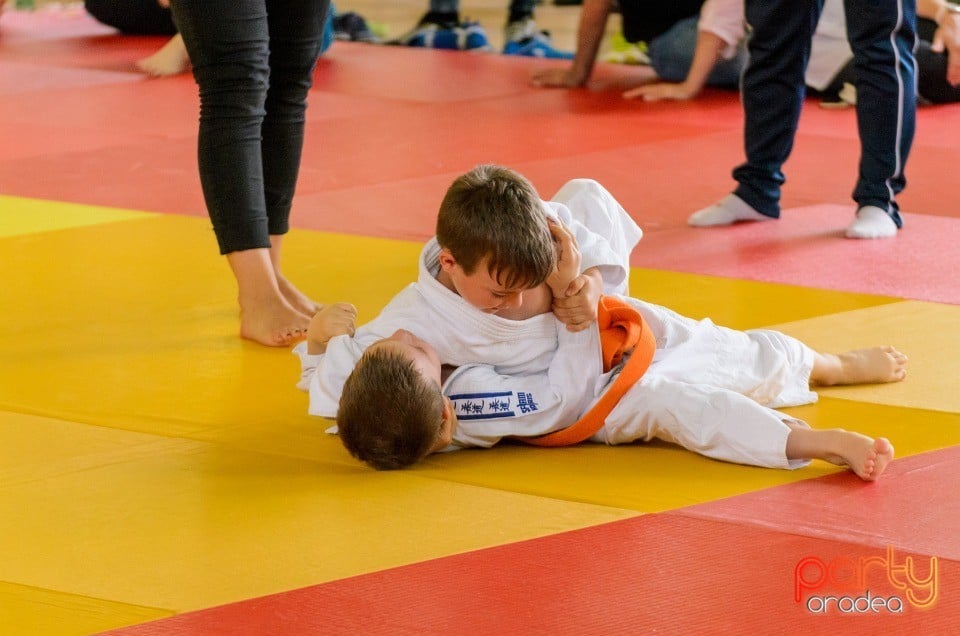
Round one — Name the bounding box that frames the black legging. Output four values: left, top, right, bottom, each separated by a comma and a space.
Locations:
84, 0, 178, 35
170, 0, 331, 254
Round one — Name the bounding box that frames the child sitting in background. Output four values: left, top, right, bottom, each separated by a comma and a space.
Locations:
533, 0, 960, 104
531, 0, 745, 98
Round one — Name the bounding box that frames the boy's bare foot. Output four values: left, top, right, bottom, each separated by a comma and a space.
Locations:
811, 346, 908, 386
821, 433, 895, 481
136, 33, 191, 77
239, 295, 310, 347
276, 273, 323, 317
786, 426, 895, 481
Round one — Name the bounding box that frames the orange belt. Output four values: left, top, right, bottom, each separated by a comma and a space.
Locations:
522, 296, 656, 447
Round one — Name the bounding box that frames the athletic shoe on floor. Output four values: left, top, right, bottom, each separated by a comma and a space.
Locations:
503, 30, 574, 59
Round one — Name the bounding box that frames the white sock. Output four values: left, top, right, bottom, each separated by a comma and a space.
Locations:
688, 194, 774, 227
845, 205, 898, 239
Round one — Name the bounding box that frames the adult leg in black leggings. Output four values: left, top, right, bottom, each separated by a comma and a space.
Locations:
171, 0, 331, 346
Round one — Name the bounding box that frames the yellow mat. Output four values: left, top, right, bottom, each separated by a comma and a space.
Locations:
2, 200, 955, 632
0, 209, 902, 445
0, 195, 151, 238
0, 214, 416, 439
773, 301, 960, 413
631, 267, 899, 330
0, 412, 635, 614
0, 582, 171, 636
418, 397, 960, 512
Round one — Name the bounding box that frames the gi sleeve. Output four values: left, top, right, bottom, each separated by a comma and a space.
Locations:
298, 284, 443, 418
293, 341, 323, 393
543, 179, 643, 296
442, 323, 604, 449
296, 334, 368, 418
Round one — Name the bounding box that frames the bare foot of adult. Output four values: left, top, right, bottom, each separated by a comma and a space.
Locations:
136, 33, 191, 77
812, 346, 908, 386
238, 295, 310, 347
228, 247, 310, 346
276, 273, 323, 317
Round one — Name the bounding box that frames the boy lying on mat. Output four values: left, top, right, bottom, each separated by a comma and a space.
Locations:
295, 165, 905, 477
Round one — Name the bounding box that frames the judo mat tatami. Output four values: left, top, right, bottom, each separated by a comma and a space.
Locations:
107, 449, 960, 634
4, 205, 960, 633
2, 7, 960, 633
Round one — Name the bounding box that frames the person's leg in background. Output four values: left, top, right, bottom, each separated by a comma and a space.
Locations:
504, 0, 538, 44
171, 0, 328, 346
502, 0, 573, 58
646, 16, 746, 87
394, 0, 569, 56
843, 0, 916, 238
262, 0, 330, 317
689, 0, 822, 227
391, 0, 490, 51
914, 16, 960, 102
734, 0, 821, 218
421, 0, 461, 29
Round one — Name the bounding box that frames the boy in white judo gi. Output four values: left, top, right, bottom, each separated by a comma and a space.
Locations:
298, 164, 644, 417
298, 165, 905, 477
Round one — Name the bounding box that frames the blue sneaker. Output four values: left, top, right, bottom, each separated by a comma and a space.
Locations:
392, 11, 459, 49
503, 31, 574, 59
392, 17, 491, 52
460, 21, 493, 52
395, 23, 459, 50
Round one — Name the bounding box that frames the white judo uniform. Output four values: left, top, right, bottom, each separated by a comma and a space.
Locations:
298, 179, 644, 417
441, 297, 817, 470
297, 179, 820, 470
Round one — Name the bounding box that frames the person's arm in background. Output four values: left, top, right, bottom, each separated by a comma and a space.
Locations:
530, 0, 613, 87
921, 0, 960, 85
623, 0, 745, 101
623, 30, 727, 101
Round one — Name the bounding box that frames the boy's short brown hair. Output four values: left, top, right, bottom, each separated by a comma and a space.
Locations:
337, 347, 445, 470
436, 164, 555, 290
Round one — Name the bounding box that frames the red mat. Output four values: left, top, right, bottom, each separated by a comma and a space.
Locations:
631, 204, 960, 304
2, 24, 956, 229
105, 519, 957, 635
682, 446, 960, 560
3, 13, 957, 635
105, 448, 959, 634
0, 60, 140, 96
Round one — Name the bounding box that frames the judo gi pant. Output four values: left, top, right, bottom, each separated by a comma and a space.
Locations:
594, 300, 817, 470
